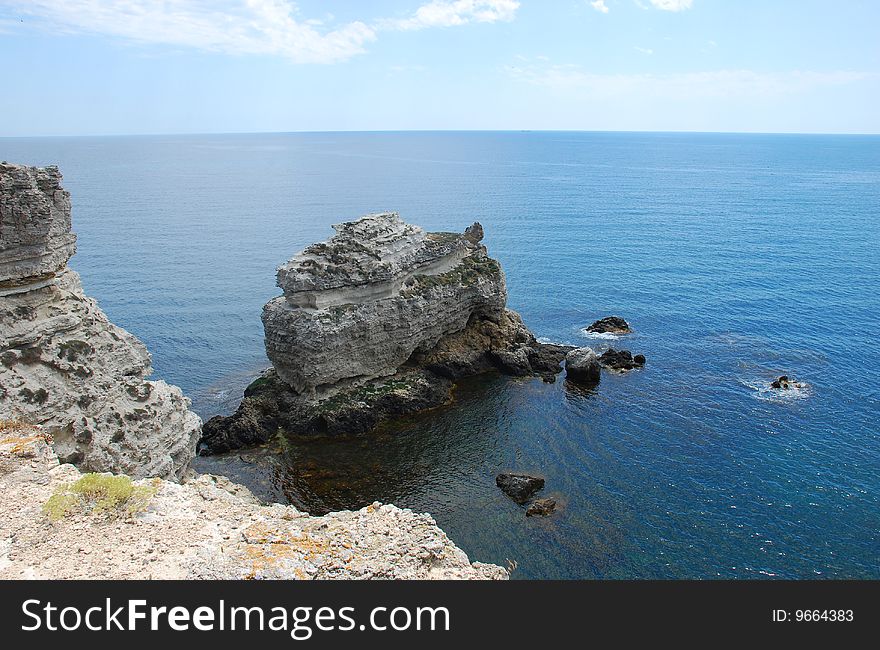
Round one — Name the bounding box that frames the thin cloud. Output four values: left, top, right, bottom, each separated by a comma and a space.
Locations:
379, 0, 520, 31
506, 61, 876, 99
648, 0, 693, 11
635, 46, 654, 55
2, 0, 520, 64
590, 1, 610, 14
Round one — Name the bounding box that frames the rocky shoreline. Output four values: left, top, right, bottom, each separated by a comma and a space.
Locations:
0, 163, 505, 580
0, 162, 813, 580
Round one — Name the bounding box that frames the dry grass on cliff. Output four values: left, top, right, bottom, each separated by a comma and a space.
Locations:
42, 473, 157, 522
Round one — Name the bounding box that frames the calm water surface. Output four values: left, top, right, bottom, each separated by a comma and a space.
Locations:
2, 132, 878, 578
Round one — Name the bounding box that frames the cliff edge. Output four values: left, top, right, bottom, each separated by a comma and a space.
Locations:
0, 163, 201, 480
0, 424, 506, 580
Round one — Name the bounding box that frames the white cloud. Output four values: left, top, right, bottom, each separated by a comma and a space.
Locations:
648, 0, 693, 11
7, 0, 375, 63
590, 1, 609, 14
634, 46, 653, 55
381, 0, 520, 31
4, 0, 520, 63
506, 61, 875, 99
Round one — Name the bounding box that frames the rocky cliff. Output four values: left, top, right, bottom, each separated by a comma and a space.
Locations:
0, 163, 200, 480
0, 424, 505, 580
202, 212, 571, 453
264, 213, 506, 396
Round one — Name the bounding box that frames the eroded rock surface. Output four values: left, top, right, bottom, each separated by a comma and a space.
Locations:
0, 163, 200, 480
202, 213, 571, 454
0, 164, 76, 290
264, 212, 508, 395
0, 427, 506, 580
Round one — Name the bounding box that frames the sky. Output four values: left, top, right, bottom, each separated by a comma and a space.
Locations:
0, 0, 878, 136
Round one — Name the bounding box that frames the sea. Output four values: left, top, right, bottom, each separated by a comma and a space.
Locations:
2, 131, 878, 579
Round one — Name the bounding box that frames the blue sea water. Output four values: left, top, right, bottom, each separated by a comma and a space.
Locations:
2, 131, 878, 579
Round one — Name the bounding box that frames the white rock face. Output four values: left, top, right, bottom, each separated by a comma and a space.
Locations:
0, 429, 507, 580
264, 213, 506, 395
0, 164, 76, 288
0, 163, 200, 480
565, 347, 601, 384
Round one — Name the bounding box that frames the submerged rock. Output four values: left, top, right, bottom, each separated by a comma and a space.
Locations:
526, 498, 558, 517
586, 316, 631, 335
0, 163, 200, 480
202, 213, 571, 454
565, 347, 601, 384
496, 473, 545, 504
598, 348, 646, 372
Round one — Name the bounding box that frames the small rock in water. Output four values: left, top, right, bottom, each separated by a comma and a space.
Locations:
586, 316, 631, 334
496, 473, 545, 504
771, 375, 789, 389
770, 375, 804, 390
598, 348, 646, 371
526, 498, 558, 517
565, 347, 601, 384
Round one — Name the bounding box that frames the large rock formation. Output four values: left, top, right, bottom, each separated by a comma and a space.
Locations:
0, 425, 506, 580
0, 163, 200, 480
202, 212, 571, 453
263, 214, 506, 395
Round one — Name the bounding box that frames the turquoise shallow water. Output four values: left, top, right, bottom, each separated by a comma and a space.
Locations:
2, 132, 878, 578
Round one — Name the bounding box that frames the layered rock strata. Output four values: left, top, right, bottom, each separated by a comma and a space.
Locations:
202, 213, 571, 453
263, 214, 508, 395
0, 163, 200, 480
0, 426, 506, 579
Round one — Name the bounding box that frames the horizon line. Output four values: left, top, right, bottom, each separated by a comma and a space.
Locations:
2, 128, 879, 139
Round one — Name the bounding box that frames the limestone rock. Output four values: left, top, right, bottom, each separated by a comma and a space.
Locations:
0, 163, 200, 480
201, 213, 572, 453
264, 212, 507, 395
413, 308, 570, 382
0, 427, 506, 580
0, 163, 76, 290
565, 347, 601, 384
